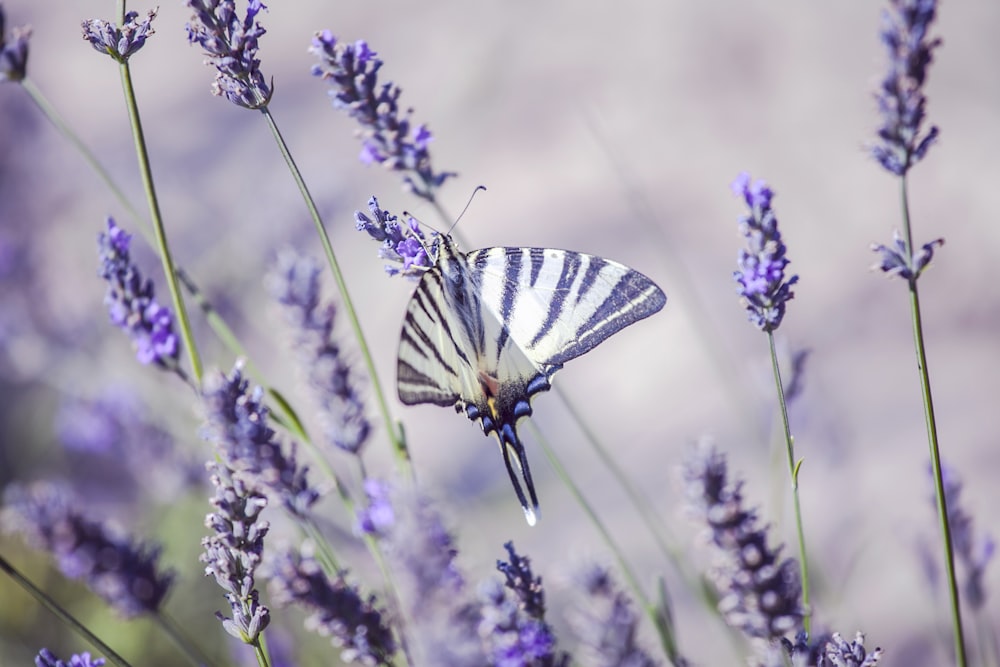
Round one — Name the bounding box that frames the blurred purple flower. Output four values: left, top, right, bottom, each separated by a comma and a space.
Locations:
355, 196, 432, 279
934, 463, 994, 610
356, 477, 395, 537
683, 443, 803, 640
97, 218, 180, 370
732, 173, 798, 333
201, 462, 271, 644
871, 0, 941, 175
268, 250, 371, 454
0, 5, 31, 82
268, 547, 397, 664
1, 481, 174, 618
185, 0, 271, 108
203, 365, 319, 518
81, 9, 157, 62
871, 229, 944, 284
34, 649, 106, 667
759, 632, 882, 667
310, 33, 455, 200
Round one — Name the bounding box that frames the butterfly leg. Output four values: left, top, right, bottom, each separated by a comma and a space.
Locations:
496, 422, 540, 526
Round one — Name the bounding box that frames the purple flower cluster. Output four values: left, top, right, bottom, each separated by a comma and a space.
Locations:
185, 0, 271, 108
201, 463, 271, 644
570, 566, 660, 667
683, 444, 803, 640
97, 218, 180, 369
872, 0, 941, 175
0, 5, 31, 82
1, 482, 174, 619
267, 548, 397, 665
354, 196, 432, 279
310, 33, 455, 200
760, 631, 882, 667
356, 478, 395, 537
203, 365, 319, 518
34, 649, 106, 667
732, 173, 798, 333
81, 9, 157, 62
935, 464, 995, 610
871, 230, 944, 284
268, 250, 371, 454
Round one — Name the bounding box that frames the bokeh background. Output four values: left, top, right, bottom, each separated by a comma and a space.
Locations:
1, 0, 998, 664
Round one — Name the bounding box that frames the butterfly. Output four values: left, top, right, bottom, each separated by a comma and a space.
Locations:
396, 234, 666, 525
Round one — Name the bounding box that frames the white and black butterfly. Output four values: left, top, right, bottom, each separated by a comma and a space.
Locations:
393, 232, 666, 525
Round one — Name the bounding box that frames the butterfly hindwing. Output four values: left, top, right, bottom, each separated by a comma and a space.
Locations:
396, 235, 666, 525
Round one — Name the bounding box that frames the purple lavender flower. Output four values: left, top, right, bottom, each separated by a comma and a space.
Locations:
268, 250, 371, 454
201, 462, 271, 644
267, 547, 397, 664
185, 0, 271, 108
496, 541, 547, 621
732, 173, 798, 333
1, 481, 174, 618
310, 34, 456, 200
934, 463, 994, 610
0, 5, 31, 82
97, 218, 180, 370
683, 443, 804, 640
354, 196, 433, 279
759, 632, 882, 667
871, 0, 941, 175
34, 649, 106, 667
356, 477, 395, 537
203, 365, 319, 518
569, 566, 660, 667
871, 229, 944, 284
81, 9, 157, 62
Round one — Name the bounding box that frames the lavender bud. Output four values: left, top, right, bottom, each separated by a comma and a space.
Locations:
203, 365, 319, 518
1, 481, 174, 618
683, 443, 804, 640
201, 463, 271, 644
871, 0, 941, 175
81, 9, 157, 62
267, 250, 371, 454
0, 5, 31, 82
732, 173, 798, 333
356, 478, 395, 537
933, 463, 994, 610
268, 547, 397, 665
310, 34, 455, 200
354, 196, 432, 279
34, 649, 106, 667
185, 0, 271, 108
97, 218, 180, 370
870, 230, 944, 283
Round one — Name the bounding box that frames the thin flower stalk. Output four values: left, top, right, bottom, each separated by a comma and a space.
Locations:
184, 1, 407, 470
82, 4, 203, 385
868, 0, 965, 662
730, 173, 810, 632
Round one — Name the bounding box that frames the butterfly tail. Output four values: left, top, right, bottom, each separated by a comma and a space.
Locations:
497, 422, 540, 526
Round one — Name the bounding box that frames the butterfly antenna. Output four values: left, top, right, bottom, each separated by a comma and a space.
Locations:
447, 185, 487, 236
497, 423, 540, 526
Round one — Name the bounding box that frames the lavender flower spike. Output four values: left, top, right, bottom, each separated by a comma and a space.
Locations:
35, 649, 106, 667
871, 0, 941, 175
268, 547, 397, 664
97, 218, 180, 369
732, 173, 798, 332
935, 463, 995, 610
81, 9, 157, 62
186, 0, 272, 108
268, 250, 371, 454
201, 463, 271, 644
570, 566, 659, 667
871, 229, 944, 284
203, 364, 319, 518
0, 5, 31, 82
354, 196, 432, 279
310, 33, 456, 200
1, 481, 174, 618
683, 443, 804, 640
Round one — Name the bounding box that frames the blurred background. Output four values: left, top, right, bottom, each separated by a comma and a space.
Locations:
1, 0, 999, 664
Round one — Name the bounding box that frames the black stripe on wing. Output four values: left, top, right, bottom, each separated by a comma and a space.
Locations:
529, 251, 582, 347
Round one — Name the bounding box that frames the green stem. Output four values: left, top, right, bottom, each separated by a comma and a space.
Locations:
899, 176, 967, 666
257, 106, 409, 473
0, 553, 132, 667
767, 332, 811, 633
155, 611, 217, 667
117, 54, 203, 385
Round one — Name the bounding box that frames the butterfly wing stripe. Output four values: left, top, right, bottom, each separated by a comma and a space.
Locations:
397, 359, 459, 405
417, 273, 475, 369
574, 255, 609, 306
528, 247, 546, 287
400, 317, 459, 379
529, 251, 582, 347
494, 248, 523, 356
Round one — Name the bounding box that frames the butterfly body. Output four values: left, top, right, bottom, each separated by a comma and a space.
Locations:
397, 234, 666, 525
